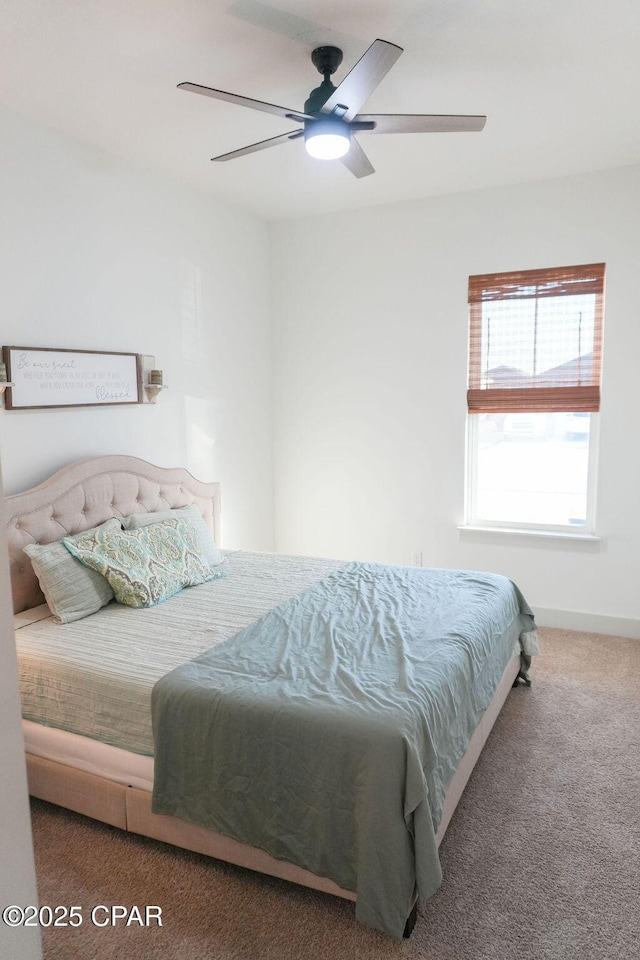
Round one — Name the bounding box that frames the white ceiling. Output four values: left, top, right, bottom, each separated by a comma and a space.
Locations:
3, 0, 640, 221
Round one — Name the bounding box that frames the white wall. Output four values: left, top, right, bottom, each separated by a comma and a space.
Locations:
3, 103, 639, 633
271, 164, 640, 634
0, 107, 273, 551
0, 460, 42, 960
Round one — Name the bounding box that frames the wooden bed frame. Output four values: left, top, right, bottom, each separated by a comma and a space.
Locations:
8, 455, 520, 935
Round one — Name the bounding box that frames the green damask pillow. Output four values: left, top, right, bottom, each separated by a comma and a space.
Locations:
122, 505, 223, 567
62, 518, 224, 609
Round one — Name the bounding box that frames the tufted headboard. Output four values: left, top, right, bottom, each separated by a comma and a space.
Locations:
5, 455, 221, 614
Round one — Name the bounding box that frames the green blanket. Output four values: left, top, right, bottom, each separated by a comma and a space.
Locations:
152, 562, 536, 937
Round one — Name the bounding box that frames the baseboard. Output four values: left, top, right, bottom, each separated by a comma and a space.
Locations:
534, 607, 640, 640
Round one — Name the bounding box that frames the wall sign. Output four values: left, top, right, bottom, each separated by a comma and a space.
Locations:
2, 346, 141, 410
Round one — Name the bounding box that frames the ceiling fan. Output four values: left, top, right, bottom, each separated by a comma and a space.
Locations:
178, 39, 486, 178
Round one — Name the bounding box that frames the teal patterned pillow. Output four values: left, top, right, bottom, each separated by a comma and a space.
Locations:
62, 518, 224, 608
122, 505, 223, 567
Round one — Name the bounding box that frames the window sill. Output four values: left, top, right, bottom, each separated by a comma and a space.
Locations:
458, 524, 601, 543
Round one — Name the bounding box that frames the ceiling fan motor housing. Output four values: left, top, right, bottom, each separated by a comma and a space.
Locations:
304, 79, 336, 115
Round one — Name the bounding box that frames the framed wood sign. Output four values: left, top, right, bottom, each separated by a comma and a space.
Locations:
2, 346, 141, 410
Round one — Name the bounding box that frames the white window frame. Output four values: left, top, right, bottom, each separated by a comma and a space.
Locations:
464, 411, 601, 538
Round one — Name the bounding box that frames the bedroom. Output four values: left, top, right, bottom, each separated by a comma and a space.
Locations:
1, 2, 639, 959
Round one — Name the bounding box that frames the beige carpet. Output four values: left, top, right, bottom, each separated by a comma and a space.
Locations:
30, 627, 640, 960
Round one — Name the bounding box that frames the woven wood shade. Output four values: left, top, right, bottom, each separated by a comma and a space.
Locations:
468, 263, 605, 414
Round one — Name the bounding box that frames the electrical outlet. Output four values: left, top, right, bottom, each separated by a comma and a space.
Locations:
412, 551, 423, 567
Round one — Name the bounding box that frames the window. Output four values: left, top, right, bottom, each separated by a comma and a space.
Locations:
465, 263, 605, 534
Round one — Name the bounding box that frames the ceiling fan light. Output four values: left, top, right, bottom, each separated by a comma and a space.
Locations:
304, 121, 351, 160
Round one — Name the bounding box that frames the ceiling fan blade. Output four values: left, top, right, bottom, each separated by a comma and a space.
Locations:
340, 137, 375, 178
178, 82, 312, 123
320, 39, 403, 121
355, 113, 487, 134
212, 129, 304, 162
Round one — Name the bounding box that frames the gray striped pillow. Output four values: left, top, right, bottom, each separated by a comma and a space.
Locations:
24, 519, 122, 623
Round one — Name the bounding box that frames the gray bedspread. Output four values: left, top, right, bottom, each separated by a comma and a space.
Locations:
152, 561, 536, 938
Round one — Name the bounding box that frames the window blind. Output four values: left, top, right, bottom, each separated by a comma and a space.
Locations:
467, 263, 605, 414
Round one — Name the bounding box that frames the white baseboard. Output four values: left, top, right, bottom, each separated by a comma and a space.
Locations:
534, 607, 640, 640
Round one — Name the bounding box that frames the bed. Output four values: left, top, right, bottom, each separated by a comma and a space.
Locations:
7, 455, 537, 939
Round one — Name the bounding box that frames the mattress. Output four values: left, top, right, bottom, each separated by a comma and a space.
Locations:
15, 550, 342, 755
23, 719, 155, 791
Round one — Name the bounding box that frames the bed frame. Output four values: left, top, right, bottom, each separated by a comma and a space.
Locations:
7, 455, 520, 935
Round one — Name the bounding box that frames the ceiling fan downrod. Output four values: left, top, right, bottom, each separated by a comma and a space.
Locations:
304, 45, 344, 115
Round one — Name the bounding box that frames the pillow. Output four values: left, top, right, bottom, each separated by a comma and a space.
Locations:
122, 505, 223, 567
63, 518, 224, 609
23, 519, 122, 624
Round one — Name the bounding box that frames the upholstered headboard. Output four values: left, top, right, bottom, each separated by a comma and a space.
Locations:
5, 456, 221, 614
